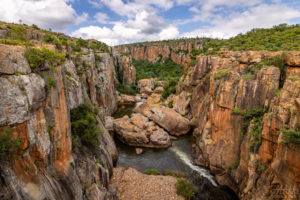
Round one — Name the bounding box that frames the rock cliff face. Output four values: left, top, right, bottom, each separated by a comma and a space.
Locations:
113, 51, 136, 85
115, 41, 200, 69
0, 42, 121, 200
176, 50, 300, 199
118, 40, 300, 199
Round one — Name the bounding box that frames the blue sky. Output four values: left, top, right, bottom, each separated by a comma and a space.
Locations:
0, 0, 299, 45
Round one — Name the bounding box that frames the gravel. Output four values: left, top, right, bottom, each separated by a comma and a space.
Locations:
110, 167, 185, 200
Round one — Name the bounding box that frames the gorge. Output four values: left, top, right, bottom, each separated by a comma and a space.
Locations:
0, 22, 300, 200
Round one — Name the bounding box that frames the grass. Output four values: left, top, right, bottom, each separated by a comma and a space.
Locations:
70, 102, 103, 148
0, 128, 22, 162
144, 169, 160, 175
163, 170, 185, 178
176, 178, 198, 200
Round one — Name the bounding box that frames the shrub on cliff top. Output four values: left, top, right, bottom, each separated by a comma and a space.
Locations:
70, 102, 103, 148
176, 178, 198, 200
24, 48, 65, 70
0, 128, 22, 162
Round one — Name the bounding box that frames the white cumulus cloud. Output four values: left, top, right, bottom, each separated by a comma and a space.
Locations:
182, 3, 300, 39
0, 0, 87, 30
72, 11, 179, 45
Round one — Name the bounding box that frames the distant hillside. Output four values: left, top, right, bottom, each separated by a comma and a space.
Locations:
117, 24, 300, 53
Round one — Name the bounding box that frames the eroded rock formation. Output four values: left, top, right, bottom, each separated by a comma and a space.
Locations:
0, 42, 120, 200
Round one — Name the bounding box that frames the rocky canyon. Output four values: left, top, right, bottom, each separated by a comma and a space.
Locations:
0, 22, 300, 200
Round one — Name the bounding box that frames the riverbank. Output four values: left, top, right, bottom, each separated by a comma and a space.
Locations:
110, 167, 184, 200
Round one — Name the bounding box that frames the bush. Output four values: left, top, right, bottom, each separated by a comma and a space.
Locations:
70, 102, 103, 148
132, 59, 183, 82
116, 82, 138, 95
95, 54, 102, 62
144, 169, 160, 175
47, 77, 56, 89
168, 99, 174, 108
232, 108, 244, 115
282, 129, 300, 145
241, 73, 254, 80
44, 34, 56, 43
162, 78, 178, 99
76, 38, 89, 48
242, 108, 265, 135
7, 25, 27, 41
214, 67, 232, 79
0, 128, 22, 162
90, 41, 110, 53
176, 178, 198, 200
227, 160, 240, 171
24, 48, 65, 70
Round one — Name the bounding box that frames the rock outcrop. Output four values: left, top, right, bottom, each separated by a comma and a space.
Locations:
0, 40, 124, 200
114, 53, 136, 85
176, 50, 300, 200
113, 113, 171, 148
133, 93, 191, 136
115, 41, 200, 69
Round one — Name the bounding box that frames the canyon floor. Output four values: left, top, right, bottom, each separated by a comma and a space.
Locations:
111, 167, 184, 200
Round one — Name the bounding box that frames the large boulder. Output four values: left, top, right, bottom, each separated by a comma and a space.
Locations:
173, 91, 191, 115
117, 94, 138, 105
113, 113, 171, 148
138, 78, 156, 94
150, 106, 191, 136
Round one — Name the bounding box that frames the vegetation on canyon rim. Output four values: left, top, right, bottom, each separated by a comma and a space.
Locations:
121, 23, 300, 52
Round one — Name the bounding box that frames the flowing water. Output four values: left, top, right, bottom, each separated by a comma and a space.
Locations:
114, 104, 239, 200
